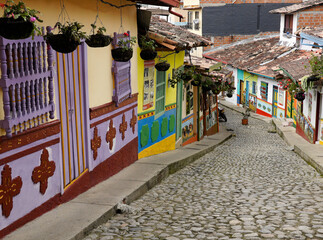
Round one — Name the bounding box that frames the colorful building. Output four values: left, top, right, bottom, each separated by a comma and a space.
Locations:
0, 0, 180, 237
137, 16, 211, 158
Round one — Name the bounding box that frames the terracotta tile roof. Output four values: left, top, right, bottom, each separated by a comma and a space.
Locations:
149, 16, 212, 50
270, 0, 323, 14
132, 0, 180, 7
204, 37, 292, 76
184, 55, 232, 77
299, 27, 323, 40
204, 36, 319, 80
253, 50, 314, 80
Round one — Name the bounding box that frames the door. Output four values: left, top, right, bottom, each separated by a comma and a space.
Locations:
272, 86, 278, 118
176, 80, 183, 140
315, 92, 321, 143
56, 44, 90, 188
239, 80, 244, 105
245, 81, 250, 107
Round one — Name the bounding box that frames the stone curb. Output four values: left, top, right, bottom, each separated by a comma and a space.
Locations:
70, 132, 233, 240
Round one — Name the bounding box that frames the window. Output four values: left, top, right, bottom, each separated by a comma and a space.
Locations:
260, 81, 268, 101
194, 11, 200, 30
0, 36, 55, 138
252, 82, 256, 94
187, 11, 193, 29
155, 71, 166, 117
284, 14, 293, 34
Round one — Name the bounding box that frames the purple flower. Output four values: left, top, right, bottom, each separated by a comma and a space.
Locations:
29, 17, 36, 22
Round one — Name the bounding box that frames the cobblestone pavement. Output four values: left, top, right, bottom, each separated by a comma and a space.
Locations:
83, 109, 323, 240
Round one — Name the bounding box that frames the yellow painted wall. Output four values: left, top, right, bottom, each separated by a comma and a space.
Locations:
138, 134, 176, 159
137, 49, 184, 114
243, 72, 258, 92
20, 0, 138, 109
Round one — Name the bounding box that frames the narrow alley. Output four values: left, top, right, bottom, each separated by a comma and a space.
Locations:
83, 108, 323, 240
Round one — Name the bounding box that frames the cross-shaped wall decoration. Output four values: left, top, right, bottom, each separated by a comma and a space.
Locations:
91, 127, 101, 160
106, 119, 116, 150
0, 164, 22, 218
130, 109, 137, 134
119, 114, 128, 141
32, 149, 56, 194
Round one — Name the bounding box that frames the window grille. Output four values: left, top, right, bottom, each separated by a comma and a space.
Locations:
0, 34, 55, 138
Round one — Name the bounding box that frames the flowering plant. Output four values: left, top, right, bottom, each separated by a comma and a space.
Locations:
0, 0, 43, 37
278, 78, 304, 97
305, 53, 323, 78
117, 32, 136, 51
90, 24, 106, 35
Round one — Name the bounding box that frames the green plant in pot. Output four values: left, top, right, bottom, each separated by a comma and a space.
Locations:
111, 32, 136, 62
140, 36, 157, 60
86, 24, 112, 48
155, 59, 170, 72
45, 21, 88, 54
0, 0, 43, 39
305, 54, 323, 82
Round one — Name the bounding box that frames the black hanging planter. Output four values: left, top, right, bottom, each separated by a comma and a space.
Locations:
140, 49, 157, 60
307, 75, 320, 82
0, 17, 34, 39
226, 91, 233, 98
295, 91, 305, 101
46, 34, 80, 53
191, 80, 200, 86
111, 48, 133, 62
86, 34, 112, 48
155, 62, 170, 71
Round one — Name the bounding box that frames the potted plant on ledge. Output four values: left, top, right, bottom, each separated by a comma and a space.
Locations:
0, 0, 42, 39
45, 21, 88, 54
86, 24, 112, 48
111, 32, 136, 62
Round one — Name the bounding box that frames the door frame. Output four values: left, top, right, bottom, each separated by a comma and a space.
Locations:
272, 86, 278, 118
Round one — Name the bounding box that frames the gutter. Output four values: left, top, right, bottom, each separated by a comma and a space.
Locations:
168, 7, 183, 20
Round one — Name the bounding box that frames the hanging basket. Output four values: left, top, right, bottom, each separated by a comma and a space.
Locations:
86, 34, 112, 48
191, 80, 200, 86
111, 48, 133, 62
226, 91, 233, 98
155, 62, 170, 71
46, 34, 80, 53
0, 17, 34, 39
140, 49, 157, 60
295, 91, 305, 101
307, 75, 320, 82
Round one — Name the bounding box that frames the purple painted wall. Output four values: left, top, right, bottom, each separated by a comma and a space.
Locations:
90, 102, 137, 169
0, 134, 61, 230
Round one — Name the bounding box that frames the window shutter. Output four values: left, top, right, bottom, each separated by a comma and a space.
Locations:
111, 31, 132, 107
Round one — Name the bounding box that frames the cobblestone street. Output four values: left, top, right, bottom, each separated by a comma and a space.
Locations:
83, 108, 323, 240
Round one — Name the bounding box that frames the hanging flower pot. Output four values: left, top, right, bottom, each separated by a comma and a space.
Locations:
46, 34, 80, 53
307, 75, 320, 82
0, 1, 42, 40
295, 91, 305, 101
86, 25, 112, 48
111, 48, 133, 62
191, 80, 200, 86
0, 17, 34, 39
155, 61, 170, 71
112, 33, 136, 62
140, 49, 157, 60
45, 22, 87, 54
226, 92, 233, 98
139, 36, 157, 60
86, 34, 112, 48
